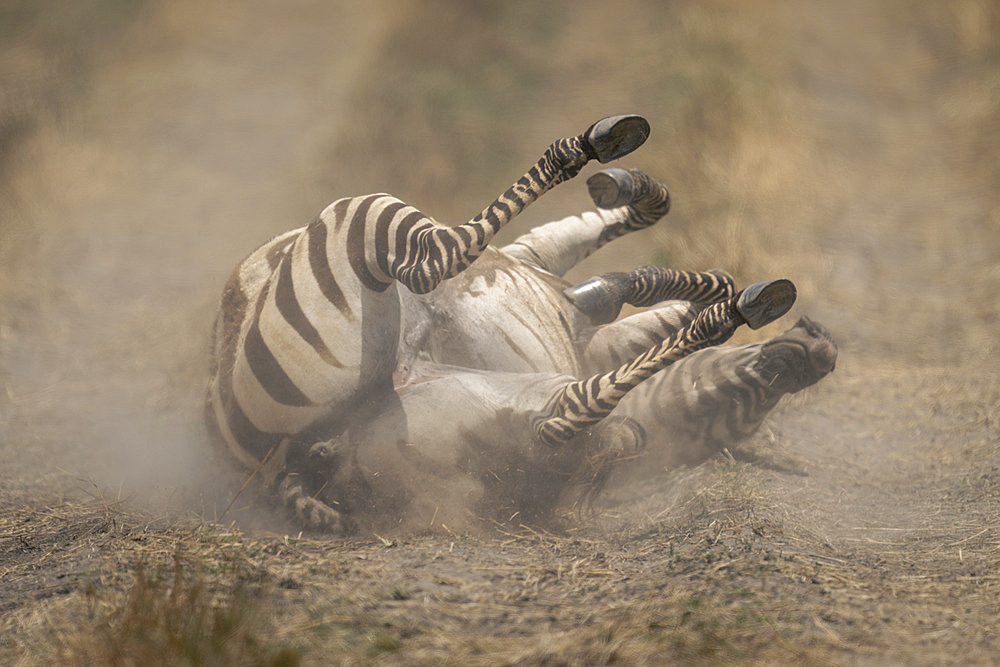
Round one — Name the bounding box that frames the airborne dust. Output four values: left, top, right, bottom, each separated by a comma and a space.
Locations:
1, 0, 997, 663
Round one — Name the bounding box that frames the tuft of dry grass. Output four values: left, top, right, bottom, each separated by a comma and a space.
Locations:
68, 553, 301, 667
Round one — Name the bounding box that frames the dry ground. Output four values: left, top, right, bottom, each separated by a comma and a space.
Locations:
1, 1, 998, 664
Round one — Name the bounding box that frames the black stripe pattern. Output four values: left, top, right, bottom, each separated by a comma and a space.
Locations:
535, 297, 743, 446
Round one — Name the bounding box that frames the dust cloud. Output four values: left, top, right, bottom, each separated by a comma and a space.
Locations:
1, 0, 386, 517
1, 1, 998, 660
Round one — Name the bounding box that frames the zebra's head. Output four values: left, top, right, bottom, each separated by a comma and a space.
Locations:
754, 316, 837, 395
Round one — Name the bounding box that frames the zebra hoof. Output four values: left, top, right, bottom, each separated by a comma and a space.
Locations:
736, 279, 797, 330
587, 168, 635, 208
564, 275, 626, 325
585, 114, 650, 163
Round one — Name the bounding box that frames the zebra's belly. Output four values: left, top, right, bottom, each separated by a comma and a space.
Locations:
415, 256, 583, 375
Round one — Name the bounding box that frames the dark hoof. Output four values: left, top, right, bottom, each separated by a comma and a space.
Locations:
736, 279, 796, 329
585, 114, 650, 163
587, 168, 635, 208
564, 277, 623, 325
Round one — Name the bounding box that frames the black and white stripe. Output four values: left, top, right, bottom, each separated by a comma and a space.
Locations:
609, 317, 838, 469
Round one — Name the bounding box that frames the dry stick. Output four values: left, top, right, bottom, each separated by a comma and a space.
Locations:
310, 480, 330, 501
217, 444, 277, 525
948, 525, 997, 547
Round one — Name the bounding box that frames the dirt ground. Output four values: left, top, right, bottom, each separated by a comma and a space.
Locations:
1, 0, 998, 664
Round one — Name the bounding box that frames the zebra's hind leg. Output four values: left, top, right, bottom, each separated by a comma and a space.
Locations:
393, 116, 651, 294
502, 168, 670, 277
566, 266, 736, 326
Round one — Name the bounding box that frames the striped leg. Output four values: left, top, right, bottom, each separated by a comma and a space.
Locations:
388, 116, 650, 294
276, 475, 345, 533
580, 301, 700, 374
535, 278, 797, 446
567, 266, 736, 326
502, 168, 670, 277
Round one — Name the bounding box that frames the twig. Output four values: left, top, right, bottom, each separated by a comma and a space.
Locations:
948, 526, 996, 547
217, 444, 277, 525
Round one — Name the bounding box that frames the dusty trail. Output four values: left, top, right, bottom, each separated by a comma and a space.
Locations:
1, 1, 997, 663
765, 1, 999, 544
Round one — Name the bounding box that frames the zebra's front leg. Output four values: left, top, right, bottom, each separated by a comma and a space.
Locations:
501, 168, 670, 277
567, 265, 736, 326
392, 115, 650, 294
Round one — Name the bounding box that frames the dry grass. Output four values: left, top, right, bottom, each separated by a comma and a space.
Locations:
5, 439, 995, 665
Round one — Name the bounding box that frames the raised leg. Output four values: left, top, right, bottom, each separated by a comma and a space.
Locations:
535, 278, 797, 446
566, 266, 736, 326
389, 116, 650, 294
502, 167, 670, 277
580, 301, 700, 374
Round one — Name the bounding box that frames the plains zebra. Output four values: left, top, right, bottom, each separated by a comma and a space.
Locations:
206, 115, 829, 532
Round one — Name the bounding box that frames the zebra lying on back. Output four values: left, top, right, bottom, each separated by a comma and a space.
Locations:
206, 115, 834, 532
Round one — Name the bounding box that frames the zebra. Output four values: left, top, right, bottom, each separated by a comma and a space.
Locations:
205, 115, 825, 532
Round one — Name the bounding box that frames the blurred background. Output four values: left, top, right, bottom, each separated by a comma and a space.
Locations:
1, 0, 997, 509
